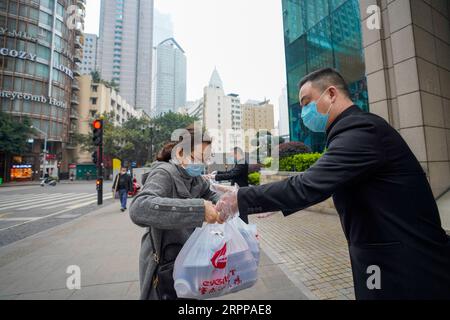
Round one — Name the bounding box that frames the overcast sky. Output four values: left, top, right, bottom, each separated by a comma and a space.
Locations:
84, 0, 287, 123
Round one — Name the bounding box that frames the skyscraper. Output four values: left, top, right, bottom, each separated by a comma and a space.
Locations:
153, 38, 186, 115
98, 0, 154, 114
80, 33, 98, 75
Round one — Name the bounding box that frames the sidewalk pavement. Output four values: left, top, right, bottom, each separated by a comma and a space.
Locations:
0, 202, 309, 300
249, 211, 355, 300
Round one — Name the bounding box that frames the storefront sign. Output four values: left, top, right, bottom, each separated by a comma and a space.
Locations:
0, 27, 38, 42
0, 90, 68, 109
46, 154, 57, 161
0, 47, 37, 61
12, 164, 33, 169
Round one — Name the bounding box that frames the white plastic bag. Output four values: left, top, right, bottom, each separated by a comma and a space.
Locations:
228, 217, 260, 266
173, 222, 258, 299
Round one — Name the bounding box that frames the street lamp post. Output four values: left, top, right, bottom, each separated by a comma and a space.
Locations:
31, 126, 48, 180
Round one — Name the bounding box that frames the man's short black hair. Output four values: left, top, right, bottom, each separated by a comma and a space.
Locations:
298, 68, 351, 98
233, 147, 244, 155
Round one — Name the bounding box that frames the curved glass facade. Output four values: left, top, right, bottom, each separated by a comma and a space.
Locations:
282, 0, 368, 152
0, 0, 85, 180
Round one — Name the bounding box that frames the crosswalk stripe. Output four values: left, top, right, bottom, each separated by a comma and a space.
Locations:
0, 193, 85, 211
67, 195, 113, 209
0, 194, 65, 205
0, 218, 37, 221
42, 195, 99, 210
0, 195, 114, 232
17, 194, 95, 211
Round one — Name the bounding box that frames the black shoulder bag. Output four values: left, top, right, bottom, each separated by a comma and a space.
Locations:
149, 228, 182, 300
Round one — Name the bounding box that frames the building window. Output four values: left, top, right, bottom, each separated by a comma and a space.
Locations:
91, 98, 97, 105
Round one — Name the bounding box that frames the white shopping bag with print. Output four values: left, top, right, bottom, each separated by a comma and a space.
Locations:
228, 217, 260, 267
173, 222, 258, 299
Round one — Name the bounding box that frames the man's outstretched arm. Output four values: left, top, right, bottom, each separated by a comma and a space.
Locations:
217, 118, 385, 222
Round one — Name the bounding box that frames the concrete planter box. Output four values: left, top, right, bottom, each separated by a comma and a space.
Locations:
260, 171, 338, 215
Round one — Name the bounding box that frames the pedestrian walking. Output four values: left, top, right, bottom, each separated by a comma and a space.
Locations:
112, 166, 133, 212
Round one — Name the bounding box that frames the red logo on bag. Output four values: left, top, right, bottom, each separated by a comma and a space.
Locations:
211, 243, 227, 269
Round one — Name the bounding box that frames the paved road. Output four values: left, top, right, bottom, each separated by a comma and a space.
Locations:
0, 181, 116, 247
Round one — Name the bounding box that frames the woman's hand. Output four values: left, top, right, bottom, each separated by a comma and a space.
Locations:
204, 200, 221, 224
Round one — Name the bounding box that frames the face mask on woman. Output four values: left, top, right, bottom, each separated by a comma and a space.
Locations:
184, 157, 206, 177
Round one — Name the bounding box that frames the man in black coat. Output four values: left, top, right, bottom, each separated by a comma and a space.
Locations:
213, 147, 249, 187
113, 166, 133, 212
216, 68, 450, 300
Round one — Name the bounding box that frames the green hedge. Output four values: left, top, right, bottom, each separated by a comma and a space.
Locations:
279, 153, 322, 172
248, 172, 261, 186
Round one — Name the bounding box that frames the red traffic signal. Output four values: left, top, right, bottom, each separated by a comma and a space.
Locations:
93, 120, 102, 130
92, 119, 103, 146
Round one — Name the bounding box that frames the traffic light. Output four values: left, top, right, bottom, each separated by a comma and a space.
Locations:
96, 178, 102, 191
92, 120, 103, 146
91, 151, 98, 165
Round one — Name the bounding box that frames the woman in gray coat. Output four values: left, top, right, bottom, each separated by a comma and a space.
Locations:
129, 127, 221, 300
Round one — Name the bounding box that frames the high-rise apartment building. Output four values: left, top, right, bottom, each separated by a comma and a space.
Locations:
242, 100, 275, 151
80, 33, 97, 75
98, 0, 154, 114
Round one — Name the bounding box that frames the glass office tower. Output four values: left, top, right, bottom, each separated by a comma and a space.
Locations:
282, 0, 368, 152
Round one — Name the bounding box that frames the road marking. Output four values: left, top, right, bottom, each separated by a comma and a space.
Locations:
0, 193, 81, 211
55, 213, 81, 219
0, 196, 113, 232
67, 195, 113, 209
0, 218, 38, 221
17, 194, 95, 210
32, 194, 97, 210
0, 193, 65, 206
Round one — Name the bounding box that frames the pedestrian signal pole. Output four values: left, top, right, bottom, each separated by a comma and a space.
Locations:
92, 119, 104, 205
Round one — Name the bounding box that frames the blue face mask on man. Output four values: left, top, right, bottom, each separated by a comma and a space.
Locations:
301, 88, 334, 133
